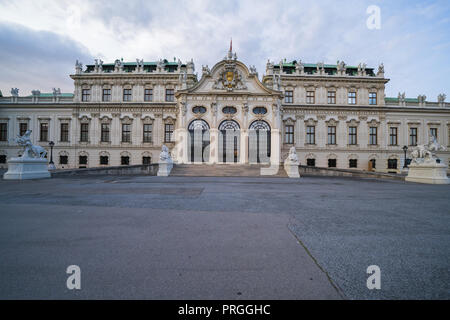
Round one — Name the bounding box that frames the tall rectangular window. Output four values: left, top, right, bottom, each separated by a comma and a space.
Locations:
123, 89, 132, 102
100, 156, 109, 165
165, 89, 174, 102
306, 126, 315, 144
0, 123, 7, 141
19, 123, 28, 136
142, 156, 151, 165
143, 124, 152, 143
369, 127, 377, 145
284, 125, 294, 144
102, 89, 111, 102
388, 159, 398, 170
327, 126, 336, 145
81, 89, 90, 102
79, 155, 88, 165
59, 155, 68, 165
410, 127, 417, 146
122, 124, 131, 142
40, 123, 48, 141
144, 89, 153, 101
165, 124, 174, 142
80, 123, 89, 142
369, 92, 377, 105
306, 158, 315, 167
60, 123, 69, 142
348, 91, 356, 104
284, 90, 293, 103
327, 91, 336, 104
349, 159, 358, 168
348, 126, 357, 145
328, 159, 337, 168
101, 124, 110, 142
306, 91, 315, 104
430, 128, 438, 139
389, 127, 398, 146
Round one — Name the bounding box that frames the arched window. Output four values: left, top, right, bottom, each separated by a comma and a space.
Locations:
219, 120, 240, 131
188, 119, 210, 131
249, 120, 270, 131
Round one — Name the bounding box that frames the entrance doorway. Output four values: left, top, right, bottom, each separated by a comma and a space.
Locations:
248, 120, 271, 163
188, 119, 210, 163
219, 120, 240, 163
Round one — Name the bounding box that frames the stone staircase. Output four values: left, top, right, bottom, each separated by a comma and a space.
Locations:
169, 163, 288, 177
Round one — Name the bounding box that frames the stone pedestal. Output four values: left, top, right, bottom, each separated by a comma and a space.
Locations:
284, 161, 300, 178
405, 162, 450, 184
157, 161, 173, 177
3, 157, 51, 180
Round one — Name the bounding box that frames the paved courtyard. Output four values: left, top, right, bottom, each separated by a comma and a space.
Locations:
0, 175, 449, 299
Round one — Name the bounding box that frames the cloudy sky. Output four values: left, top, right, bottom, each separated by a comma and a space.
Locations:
0, 0, 449, 100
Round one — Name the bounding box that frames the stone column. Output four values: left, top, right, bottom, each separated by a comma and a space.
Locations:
317, 115, 326, 148
295, 115, 304, 147
209, 128, 219, 164
154, 113, 163, 147
240, 129, 248, 164
111, 113, 121, 145
91, 113, 99, 145
133, 113, 142, 145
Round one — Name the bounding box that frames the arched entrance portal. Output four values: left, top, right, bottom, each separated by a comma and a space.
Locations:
218, 120, 240, 163
188, 119, 210, 163
249, 120, 271, 163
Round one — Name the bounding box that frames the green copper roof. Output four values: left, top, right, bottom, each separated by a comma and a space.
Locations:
385, 97, 419, 103
276, 62, 369, 69
25, 93, 74, 98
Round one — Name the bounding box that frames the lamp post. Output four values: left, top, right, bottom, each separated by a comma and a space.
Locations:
402, 145, 408, 168
48, 141, 56, 170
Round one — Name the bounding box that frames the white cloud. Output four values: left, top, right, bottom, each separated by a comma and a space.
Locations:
0, 0, 449, 98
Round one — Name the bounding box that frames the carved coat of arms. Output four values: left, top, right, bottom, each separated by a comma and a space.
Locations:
213, 62, 247, 91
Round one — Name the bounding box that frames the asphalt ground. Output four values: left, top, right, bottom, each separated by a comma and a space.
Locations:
0, 175, 448, 299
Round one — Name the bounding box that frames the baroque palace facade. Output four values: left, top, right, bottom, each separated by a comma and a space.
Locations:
0, 47, 449, 172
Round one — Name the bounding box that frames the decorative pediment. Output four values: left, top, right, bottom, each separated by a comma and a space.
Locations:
141, 115, 154, 123
325, 117, 339, 126
120, 115, 133, 123
367, 118, 380, 126
100, 115, 112, 123
304, 117, 318, 125
79, 115, 91, 123
346, 118, 360, 126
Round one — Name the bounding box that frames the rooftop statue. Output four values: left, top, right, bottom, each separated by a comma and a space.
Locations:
16, 130, 47, 159
378, 63, 384, 74
75, 60, 83, 73
52, 88, 61, 96
337, 60, 346, 72
438, 93, 446, 103
11, 88, 19, 96
202, 65, 211, 76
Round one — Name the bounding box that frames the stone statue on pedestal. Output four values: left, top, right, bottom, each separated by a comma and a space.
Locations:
406, 136, 449, 184
284, 146, 300, 178
157, 145, 173, 176
3, 130, 51, 180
